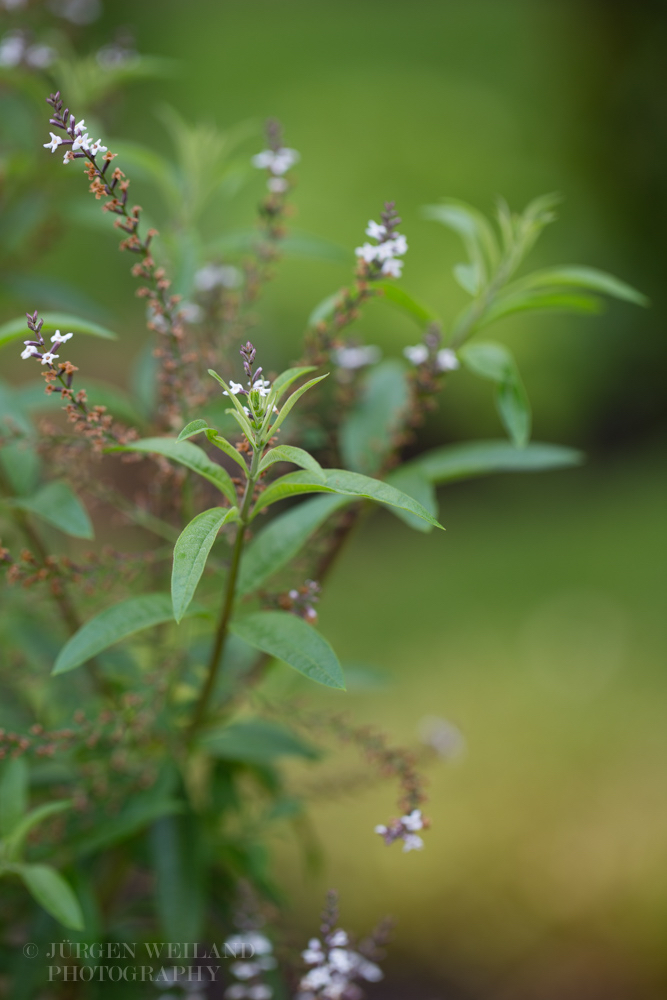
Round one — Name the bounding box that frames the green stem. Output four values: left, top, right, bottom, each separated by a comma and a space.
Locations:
187, 444, 260, 738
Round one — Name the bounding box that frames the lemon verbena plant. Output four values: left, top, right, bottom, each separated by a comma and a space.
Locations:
0, 87, 647, 999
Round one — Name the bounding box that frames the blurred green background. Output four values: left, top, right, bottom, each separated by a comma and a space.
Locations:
2, 1, 666, 997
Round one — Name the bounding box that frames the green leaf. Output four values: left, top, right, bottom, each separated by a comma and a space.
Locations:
258, 446, 323, 477
252, 469, 444, 529
172, 507, 239, 622
504, 265, 649, 307
205, 430, 249, 472
460, 341, 531, 448
0, 758, 28, 838
177, 419, 210, 442
150, 815, 205, 944
453, 262, 481, 296
238, 494, 349, 596
375, 282, 439, 328
384, 466, 438, 534
16, 864, 84, 931
9, 481, 94, 540
339, 360, 410, 475
5, 801, 72, 861
423, 198, 500, 281
308, 291, 341, 328
52, 593, 200, 676
0, 442, 41, 497
73, 795, 182, 858
271, 366, 318, 402
199, 719, 320, 763
105, 437, 237, 506
413, 439, 584, 483
0, 313, 117, 349
271, 375, 329, 434
479, 290, 604, 329
229, 611, 345, 690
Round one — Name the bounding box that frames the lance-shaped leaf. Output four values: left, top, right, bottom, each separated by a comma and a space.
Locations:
199, 718, 320, 763
8, 481, 94, 540
271, 366, 317, 401
258, 445, 323, 477
252, 469, 444, 529
384, 466, 438, 534
503, 264, 648, 307
105, 437, 237, 506
206, 431, 249, 472
375, 282, 440, 328
412, 439, 584, 483
423, 199, 500, 282
238, 494, 349, 596
478, 289, 604, 329
461, 341, 531, 448
15, 864, 84, 931
52, 593, 201, 676
172, 506, 239, 622
5, 801, 73, 861
271, 374, 329, 434
339, 360, 409, 475
229, 611, 345, 690
308, 290, 342, 328
207, 369, 256, 442
177, 419, 210, 441
0, 313, 117, 349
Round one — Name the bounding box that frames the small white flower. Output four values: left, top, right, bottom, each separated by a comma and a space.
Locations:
0, 32, 25, 68
230, 962, 260, 980
26, 44, 55, 68
40, 351, 59, 365
223, 380, 244, 396
63, 151, 73, 164
374, 823, 388, 835
403, 344, 429, 365
328, 931, 349, 948
436, 348, 460, 372
43, 132, 63, 153
402, 833, 424, 852
381, 258, 403, 278
89, 139, 108, 156
328, 948, 355, 975
388, 233, 408, 256
267, 176, 288, 193
401, 809, 423, 832
242, 405, 251, 417
358, 960, 383, 982
301, 967, 332, 990
72, 131, 91, 151
334, 345, 381, 369
253, 379, 271, 397
194, 263, 241, 292
252, 148, 299, 175
366, 220, 386, 240
74, 118, 86, 135
224, 987, 247, 1000
354, 242, 380, 263
247, 987, 273, 1000
243, 932, 272, 955
179, 301, 203, 324
20, 345, 39, 360
50, 330, 73, 344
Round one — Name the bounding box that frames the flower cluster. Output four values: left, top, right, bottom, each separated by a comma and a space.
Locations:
297, 929, 383, 1000
355, 203, 408, 279
252, 131, 299, 194
0, 31, 55, 69
404, 342, 459, 372
222, 342, 273, 427
278, 579, 321, 622
20, 321, 72, 366
223, 931, 276, 1000
375, 807, 426, 852
43, 114, 108, 163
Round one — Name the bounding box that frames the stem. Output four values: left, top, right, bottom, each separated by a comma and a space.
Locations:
187, 445, 260, 737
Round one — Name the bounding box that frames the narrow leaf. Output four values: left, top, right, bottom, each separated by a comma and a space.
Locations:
105, 437, 237, 506
205, 430, 248, 471
271, 374, 329, 433
308, 291, 342, 328
5, 801, 72, 861
199, 719, 320, 763
0, 313, 117, 348
384, 466, 438, 534
172, 506, 238, 622
413, 439, 584, 483
375, 282, 439, 327
251, 471, 332, 515
506, 265, 649, 307
238, 495, 349, 596
177, 419, 210, 442
229, 611, 345, 690
479, 290, 603, 329
16, 864, 84, 930
271, 366, 317, 401
339, 360, 409, 475
461, 342, 531, 447
52, 593, 200, 676
258, 446, 323, 477
9, 481, 94, 540
0, 758, 28, 838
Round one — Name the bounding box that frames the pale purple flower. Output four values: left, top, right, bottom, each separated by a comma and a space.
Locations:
402, 833, 424, 852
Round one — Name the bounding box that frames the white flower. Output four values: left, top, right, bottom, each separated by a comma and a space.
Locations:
50, 330, 73, 344
388, 233, 408, 256
243, 932, 272, 956
328, 949, 354, 975
20, 345, 39, 360
354, 242, 380, 263
74, 118, 86, 135
194, 263, 241, 292
26, 44, 55, 68
381, 258, 403, 278
436, 348, 459, 372
0, 32, 25, 67
253, 379, 271, 397
334, 345, 381, 369
247, 987, 272, 1000
374, 823, 388, 835
62, 151, 72, 164
40, 352, 59, 365
358, 960, 383, 982
230, 962, 260, 980
89, 139, 108, 156
224, 987, 247, 1000
301, 967, 332, 991
223, 380, 244, 396
72, 131, 91, 151
242, 405, 251, 417
268, 176, 288, 193
401, 809, 423, 832
252, 148, 299, 175
402, 833, 424, 852
403, 344, 429, 365
366, 220, 386, 240
43, 132, 63, 153
179, 301, 203, 324
328, 931, 349, 948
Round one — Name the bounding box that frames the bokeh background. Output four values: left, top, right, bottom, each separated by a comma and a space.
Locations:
1, 2, 666, 998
